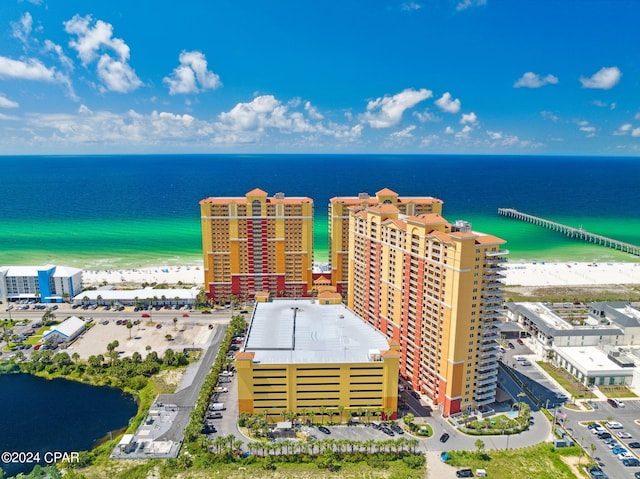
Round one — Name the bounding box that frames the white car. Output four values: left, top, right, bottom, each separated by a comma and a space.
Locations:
607, 421, 624, 429
617, 452, 634, 461
592, 427, 606, 435
617, 431, 633, 439
215, 387, 228, 393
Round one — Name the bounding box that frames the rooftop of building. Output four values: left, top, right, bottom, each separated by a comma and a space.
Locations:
329, 189, 442, 205
0, 265, 82, 277
200, 189, 313, 205
73, 286, 200, 302
243, 299, 392, 364
43, 316, 86, 339
507, 302, 624, 337
555, 345, 634, 375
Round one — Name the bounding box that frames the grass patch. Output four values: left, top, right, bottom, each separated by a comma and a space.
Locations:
75, 458, 424, 479
536, 361, 591, 399
446, 443, 581, 479
597, 386, 638, 398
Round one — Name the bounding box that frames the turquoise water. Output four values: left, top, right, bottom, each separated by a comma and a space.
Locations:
1, 154, 639, 268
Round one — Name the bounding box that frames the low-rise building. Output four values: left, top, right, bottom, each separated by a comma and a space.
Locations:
73, 286, 200, 307
0, 265, 82, 303
43, 316, 87, 344
235, 299, 400, 422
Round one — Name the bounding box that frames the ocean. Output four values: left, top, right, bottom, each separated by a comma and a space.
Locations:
1, 154, 639, 268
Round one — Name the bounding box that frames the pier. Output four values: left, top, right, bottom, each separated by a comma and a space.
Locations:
497, 208, 640, 257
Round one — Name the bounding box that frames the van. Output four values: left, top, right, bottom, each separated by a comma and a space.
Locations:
371, 420, 382, 429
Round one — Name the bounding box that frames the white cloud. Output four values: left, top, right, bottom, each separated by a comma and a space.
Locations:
64, 14, 141, 93
304, 101, 324, 120
413, 110, 439, 122
390, 125, 416, 138
579, 66, 621, 90
635, 113, 640, 121
401, 2, 422, 11
579, 122, 596, 138
460, 112, 478, 125
456, 0, 487, 11
0, 95, 19, 109
360, 88, 432, 128
164, 51, 222, 95
11, 12, 33, 46
0, 56, 56, 81
541, 110, 560, 122
614, 124, 633, 136
435, 92, 461, 114
592, 99, 616, 110
486, 130, 502, 140
632, 128, 640, 138
44, 40, 74, 71
444, 126, 454, 134
514, 72, 558, 88
96, 55, 142, 93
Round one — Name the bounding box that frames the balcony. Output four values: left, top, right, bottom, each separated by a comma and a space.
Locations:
474, 388, 496, 401
475, 382, 497, 395
477, 355, 498, 366
474, 395, 495, 407
476, 374, 497, 387
476, 363, 499, 376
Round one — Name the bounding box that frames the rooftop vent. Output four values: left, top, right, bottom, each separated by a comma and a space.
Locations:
358, 192, 370, 199
274, 192, 285, 199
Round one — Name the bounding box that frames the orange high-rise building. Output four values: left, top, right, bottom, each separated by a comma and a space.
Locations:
200, 189, 314, 302
346, 201, 507, 416
329, 188, 443, 296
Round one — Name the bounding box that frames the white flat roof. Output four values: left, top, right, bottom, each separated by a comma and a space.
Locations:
73, 287, 199, 301
44, 316, 85, 339
518, 302, 572, 330
245, 300, 390, 364
0, 265, 80, 278
555, 346, 633, 376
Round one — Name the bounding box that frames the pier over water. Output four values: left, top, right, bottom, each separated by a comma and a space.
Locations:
497, 208, 640, 257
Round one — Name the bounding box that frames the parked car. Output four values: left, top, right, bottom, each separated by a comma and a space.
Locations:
597, 432, 612, 440
390, 423, 404, 434
207, 412, 223, 419
440, 433, 450, 443
588, 466, 608, 479
612, 447, 627, 455
456, 469, 474, 478
623, 458, 640, 467
507, 342, 515, 349
628, 442, 640, 449
380, 426, 395, 436
318, 426, 331, 434
517, 338, 524, 345
607, 421, 624, 429
618, 431, 633, 439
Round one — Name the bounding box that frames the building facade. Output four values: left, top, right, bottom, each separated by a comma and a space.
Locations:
329, 188, 442, 296
0, 265, 83, 303
346, 204, 507, 416
200, 189, 314, 302
235, 300, 400, 421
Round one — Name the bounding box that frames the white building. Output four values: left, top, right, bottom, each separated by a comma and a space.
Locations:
0, 265, 83, 304
73, 286, 200, 307
505, 301, 640, 388
43, 316, 87, 344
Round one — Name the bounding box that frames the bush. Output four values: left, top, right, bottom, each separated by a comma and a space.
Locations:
402, 454, 426, 469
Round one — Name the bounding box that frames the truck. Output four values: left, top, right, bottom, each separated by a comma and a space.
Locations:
209, 403, 225, 411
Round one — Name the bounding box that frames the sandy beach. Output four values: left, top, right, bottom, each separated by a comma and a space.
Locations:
81, 261, 640, 289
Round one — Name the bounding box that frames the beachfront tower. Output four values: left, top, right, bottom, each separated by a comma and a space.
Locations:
346, 202, 507, 416
329, 189, 442, 298
200, 189, 314, 302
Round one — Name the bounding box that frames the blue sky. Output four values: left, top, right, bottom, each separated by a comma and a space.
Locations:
0, 0, 639, 155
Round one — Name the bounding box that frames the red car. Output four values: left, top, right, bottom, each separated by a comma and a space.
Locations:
517, 338, 524, 345
156, 323, 162, 329
141, 313, 150, 318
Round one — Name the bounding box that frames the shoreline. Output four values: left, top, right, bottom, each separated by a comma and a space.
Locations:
79, 261, 640, 289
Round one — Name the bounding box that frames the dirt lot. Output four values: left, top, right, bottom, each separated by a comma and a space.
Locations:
67, 319, 214, 359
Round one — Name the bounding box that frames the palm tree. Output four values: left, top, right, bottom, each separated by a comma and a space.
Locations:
337, 405, 345, 424
173, 317, 178, 330
126, 321, 133, 339
71, 352, 80, 364
42, 310, 55, 326
319, 406, 327, 425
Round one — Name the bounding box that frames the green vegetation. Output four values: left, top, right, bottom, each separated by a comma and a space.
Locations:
446, 443, 582, 479
535, 361, 591, 399
504, 285, 640, 303
597, 385, 638, 398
